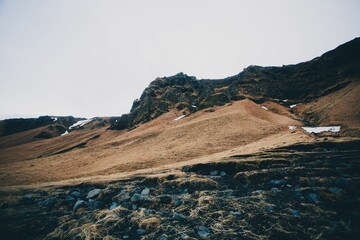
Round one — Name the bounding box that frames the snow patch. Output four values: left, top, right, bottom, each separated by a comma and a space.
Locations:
282, 99, 288, 102
288, 126, 297, 130
52, 117, 58, 122
290, 104, 298, 109
69, 118, 94, 129
61, 131, 69, 136
302, 126, 341, 134
261, 106, 269, 111
192, 105, 197, 108
174, 115, 186, 121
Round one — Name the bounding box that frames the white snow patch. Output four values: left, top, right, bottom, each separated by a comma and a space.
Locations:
69, 118, 94, 129
52, 117, 58, 122
288, 126, 297, 130
61, 131, 69, 136
302, 126, 341, 134
290, 104, 298, 109
261, 106, 269, 111
174, 115, 186, 121
282, 99, 288, 102
192, 105, 197, 108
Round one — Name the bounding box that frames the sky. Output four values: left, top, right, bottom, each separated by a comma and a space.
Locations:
0, 0, 359, 119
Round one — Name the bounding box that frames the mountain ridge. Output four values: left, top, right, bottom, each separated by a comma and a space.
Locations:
111, 37, 360, 130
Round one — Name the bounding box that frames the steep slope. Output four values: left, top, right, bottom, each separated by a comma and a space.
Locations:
294, 81, 360, 136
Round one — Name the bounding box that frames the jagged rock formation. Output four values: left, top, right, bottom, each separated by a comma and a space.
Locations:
111, 38, 360, 130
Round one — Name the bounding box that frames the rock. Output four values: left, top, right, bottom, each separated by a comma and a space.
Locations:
86, 189, 102, 199
210, 170, 218, 176
328, 187, 343, 194
265, 206, 274, 212
131, 193, 145, 203
73, 200, 86, 211
141, 188, 150, 196
229, 211, 242, 216
307, 193, 319, 203
23, 194, 33, 202
166, 174, 176, 180
220, 171, 226, 177
159, 236, 168, 240
271, 187, 280, 193
290, 209, 300, 217
136, 229, 146, 235
173, 212, 187, 221
174, 199, 182, 207
252, 190, 265, 195
109, 202, 117, 210
197, 226, 210, 238
65, 195, 75, 202
158, 195, 172, 204
41, 197, 57, 208
270, 180, 286, 186
120, 189, 127, 194
88, 199, 104, 210
71, 191, 81, 198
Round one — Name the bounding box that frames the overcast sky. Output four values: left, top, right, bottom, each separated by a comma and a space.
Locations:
0, 0, 359, 119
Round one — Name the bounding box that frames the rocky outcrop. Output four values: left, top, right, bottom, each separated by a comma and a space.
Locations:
0, 116, 80, 137
111, 38, 360, 130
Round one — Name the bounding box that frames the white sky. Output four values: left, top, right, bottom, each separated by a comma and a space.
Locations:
0, 0, 359, 119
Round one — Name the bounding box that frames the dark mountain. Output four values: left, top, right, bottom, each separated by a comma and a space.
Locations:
111, 37, 360, 130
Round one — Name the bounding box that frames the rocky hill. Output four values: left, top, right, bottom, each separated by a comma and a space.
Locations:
111, 37, 360, 130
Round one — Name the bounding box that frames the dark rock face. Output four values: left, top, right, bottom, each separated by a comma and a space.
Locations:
111, 38, 360, 130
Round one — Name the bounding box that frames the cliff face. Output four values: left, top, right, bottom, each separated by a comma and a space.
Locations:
111, 38, 360, 130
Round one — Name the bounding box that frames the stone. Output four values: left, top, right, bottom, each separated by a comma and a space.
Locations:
71, 191, 81, 198
23, 194, 33, 202
197, 226, 210, 238
41, 197, 57, 208
229, 211, 242, 216
270, 180, 286, 186
159, 237, 168, 240
88, 199, 104, 210
73, 200, 86, 211
173, 212, 187, 221
307, 193, 319, 203
86, 189, 102, 199
328, 187, 343, 194
252, 190, 265, 195
271, 187, 280, 193
141, 188, 150, 196
220, 171, 226, 177
131, 193, 145, 202
136, 229, 146, 235
109, 202, 117, 210
210, 170, 218, 176
65, 196, 75, 202
158, 195, 172, 204
174, 199, 182, 207
290, 209, 300, 217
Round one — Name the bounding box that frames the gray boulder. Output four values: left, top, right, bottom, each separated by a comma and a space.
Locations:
73, 200, 86, 211
86, 189, 102, 199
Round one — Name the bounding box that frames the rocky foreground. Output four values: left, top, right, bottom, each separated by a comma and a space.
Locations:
0, 139, 359, 240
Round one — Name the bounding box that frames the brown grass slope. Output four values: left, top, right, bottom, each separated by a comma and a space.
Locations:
0, 100, 303, 187
294, 80, 360, 136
